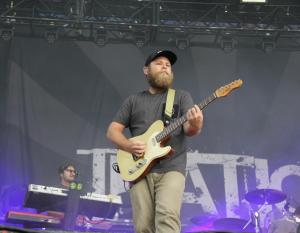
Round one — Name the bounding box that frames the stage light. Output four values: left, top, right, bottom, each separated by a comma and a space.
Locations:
45, 30, 58, 44
224, 5, 228, 13
221, 37, 236, 53
134, 32, 146, 48
135, 38, 145, 48
286, 7, 290, 17
95, 36, 106, 46
94, 29, 107, 46
241, 0, 266, 3
261, 38, 275, 53
1, 29, 14, 41
176, 38, 189, 50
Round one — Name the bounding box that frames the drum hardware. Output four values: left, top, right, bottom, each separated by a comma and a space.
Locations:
293, 206, 300, 224
242, 205, 263, 233
243, 188, 287, 233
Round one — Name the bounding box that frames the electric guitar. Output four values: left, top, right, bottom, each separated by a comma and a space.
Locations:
117, 79, 243, 182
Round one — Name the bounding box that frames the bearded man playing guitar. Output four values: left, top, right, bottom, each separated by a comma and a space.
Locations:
106, 50, 203, 233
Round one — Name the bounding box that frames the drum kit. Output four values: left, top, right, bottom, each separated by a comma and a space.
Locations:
190, 188, 300, 233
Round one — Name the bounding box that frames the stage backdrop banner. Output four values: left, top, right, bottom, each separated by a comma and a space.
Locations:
0, 37, 299, 228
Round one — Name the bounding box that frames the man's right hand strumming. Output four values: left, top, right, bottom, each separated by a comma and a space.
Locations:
107, 121, 146, 156
128, 140, 146, 157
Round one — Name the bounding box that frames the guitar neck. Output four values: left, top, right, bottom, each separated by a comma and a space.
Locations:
156, 93, 217, 142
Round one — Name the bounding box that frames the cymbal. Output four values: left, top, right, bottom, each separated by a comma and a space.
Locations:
213, 218, 254, 232
245, 188, 287, 205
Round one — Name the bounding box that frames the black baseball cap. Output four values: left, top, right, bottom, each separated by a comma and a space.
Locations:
144, 50, 177, 66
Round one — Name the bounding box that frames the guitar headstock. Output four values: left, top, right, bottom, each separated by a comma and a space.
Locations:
215, 79, 243, 98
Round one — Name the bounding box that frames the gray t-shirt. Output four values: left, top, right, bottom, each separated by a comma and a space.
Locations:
113, 89, 194, 174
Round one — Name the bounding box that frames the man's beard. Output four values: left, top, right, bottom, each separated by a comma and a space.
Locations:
147, 71, 174, 90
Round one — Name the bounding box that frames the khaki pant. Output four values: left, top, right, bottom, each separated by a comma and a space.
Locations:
130, 171, 185, 233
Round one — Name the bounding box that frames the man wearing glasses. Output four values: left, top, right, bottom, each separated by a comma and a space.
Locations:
58, 162, 78, 189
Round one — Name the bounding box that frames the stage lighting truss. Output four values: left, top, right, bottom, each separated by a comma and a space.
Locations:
1, 0, 300, 50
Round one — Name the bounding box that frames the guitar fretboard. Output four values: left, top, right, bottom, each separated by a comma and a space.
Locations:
155, 93, 217, 142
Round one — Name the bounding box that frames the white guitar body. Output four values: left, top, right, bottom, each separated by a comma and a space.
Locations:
117, 120, 172, 182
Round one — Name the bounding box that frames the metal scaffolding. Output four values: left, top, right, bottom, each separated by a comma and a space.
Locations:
1, 0, 300, 50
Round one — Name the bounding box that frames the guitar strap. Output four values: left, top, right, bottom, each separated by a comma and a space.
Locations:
164, 88, 175, 126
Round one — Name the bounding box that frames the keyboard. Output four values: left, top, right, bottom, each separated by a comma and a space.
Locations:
24, 184, 122, 218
